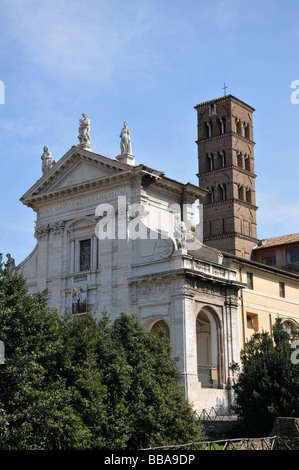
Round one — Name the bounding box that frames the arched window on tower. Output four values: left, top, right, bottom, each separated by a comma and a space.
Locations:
244, 122, 250, 139
245, 188, 252, 204
238, 185, 244, 201
210, 186, 215, 203
219, 117, 225, 134
219, 183, 227, 201
207, 153, 214, 171
219, 151, 226, 168
237, 153, 243, 168
235, 118, 241, 134
209, 104, 217, 116
206, 122, 212, 138
244, 155, 251, 172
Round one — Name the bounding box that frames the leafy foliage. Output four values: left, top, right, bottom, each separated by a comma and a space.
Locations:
0, 255, 204, 449
233, 319, 299, 436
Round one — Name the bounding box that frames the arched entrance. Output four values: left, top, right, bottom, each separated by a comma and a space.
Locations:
196, 309, 218, 388
150, 319, 170, 340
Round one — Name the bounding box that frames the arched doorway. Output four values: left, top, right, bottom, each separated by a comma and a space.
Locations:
196, 309, 218, 388
150, 320, 170, 340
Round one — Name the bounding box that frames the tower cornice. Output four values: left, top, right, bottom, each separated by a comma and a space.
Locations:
194, 94, 255, 113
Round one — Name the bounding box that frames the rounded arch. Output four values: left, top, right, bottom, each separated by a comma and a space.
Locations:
65, 216, 96, 231
196, 306, 221, 388
281, 318, 299, 340
149, 319, 170, 340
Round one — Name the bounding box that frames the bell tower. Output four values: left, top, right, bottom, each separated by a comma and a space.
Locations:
195, 94, 258, 259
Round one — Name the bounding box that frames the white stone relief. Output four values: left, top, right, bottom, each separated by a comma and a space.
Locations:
35, 224, 49, 239
154, 238, 174, 259
35, 220, 64, 238
49, 221, 65, 235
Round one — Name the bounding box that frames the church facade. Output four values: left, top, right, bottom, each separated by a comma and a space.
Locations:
17, 96, 299, 413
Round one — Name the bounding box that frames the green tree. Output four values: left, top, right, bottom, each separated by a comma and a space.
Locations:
0, 255, 107, 449
233, 319, 299, 436
98, 312, 204, 449
0, 256, 204, 449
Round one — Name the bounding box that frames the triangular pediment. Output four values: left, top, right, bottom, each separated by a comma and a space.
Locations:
21, 146, 133, 204
48, 158, 117, 192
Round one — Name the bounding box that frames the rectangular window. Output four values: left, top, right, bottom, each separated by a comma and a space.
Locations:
286, 248, 299, 263
247, 313, 258, 331
80, 239, 91, 272
247, 315, 253, 329
262, 255, 276, 266
247, 272, 253, 289
279, 282, 285, 298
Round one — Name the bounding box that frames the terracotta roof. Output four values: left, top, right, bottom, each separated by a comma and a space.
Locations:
253, 233, 299, 250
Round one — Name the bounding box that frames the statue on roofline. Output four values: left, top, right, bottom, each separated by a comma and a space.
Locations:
173, 213, 187, 251
78, 113, 91, 149
120, 121, 132, 155
41, 146, 55, 175
6, 253, 15, 277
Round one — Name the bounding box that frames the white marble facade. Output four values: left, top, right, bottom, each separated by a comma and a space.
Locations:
18, 140, 243, 412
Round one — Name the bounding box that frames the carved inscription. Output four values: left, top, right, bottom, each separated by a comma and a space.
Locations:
137, 281, 172, 295
39, 189, 131, 217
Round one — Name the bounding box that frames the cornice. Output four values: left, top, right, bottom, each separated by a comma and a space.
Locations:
204, 232, 258, 243
194, 94, 255, 113
196, 131, 255, 146
202, 198, 258, 211
21, 171, 135, 209
197, 165, 257, 179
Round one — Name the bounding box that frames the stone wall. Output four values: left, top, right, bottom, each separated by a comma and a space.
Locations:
271, 417, 299, 437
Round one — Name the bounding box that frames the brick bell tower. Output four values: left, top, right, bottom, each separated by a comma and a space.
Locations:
195, 94, 258, 259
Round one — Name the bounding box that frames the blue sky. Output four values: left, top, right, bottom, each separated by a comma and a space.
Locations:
0, 0, 299, 265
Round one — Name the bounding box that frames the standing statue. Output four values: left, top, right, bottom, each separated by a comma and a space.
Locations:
78, 113, 91, 149
120, 122, 132, 155
6, 254, 15, 276
173, 214, 187, 251
41, 146, 55, 175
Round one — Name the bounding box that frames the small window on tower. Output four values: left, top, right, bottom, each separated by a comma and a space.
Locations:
237, 153, 243, 168
209, 104, 217, 116
245, 124, 250, 139
238, 185, 244, 201
245, 156, 251, 172
246, 189, 252, 204
219, 151, 226, 168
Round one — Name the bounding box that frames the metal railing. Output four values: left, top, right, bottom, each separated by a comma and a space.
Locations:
196, 405, 235, 421
197, 364, 217, 387
142, 436, 299, 451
